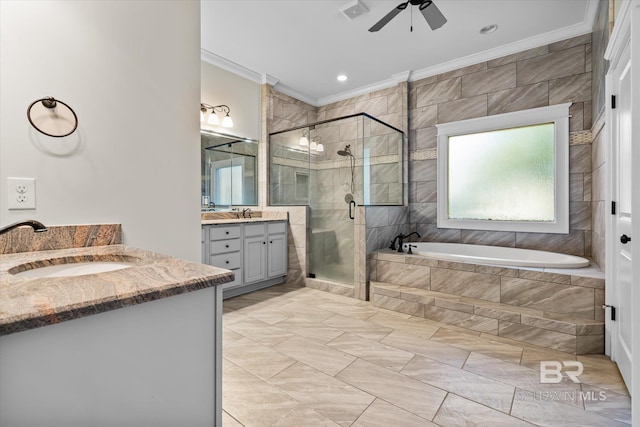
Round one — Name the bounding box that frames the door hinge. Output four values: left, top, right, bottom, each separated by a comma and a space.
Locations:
612, 201, 617, 215
611, 95, 616, 109
603, 304, 616, 321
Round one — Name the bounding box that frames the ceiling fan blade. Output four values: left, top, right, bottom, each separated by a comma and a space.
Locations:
368, 2, 408, 32
419, 1, 447, 30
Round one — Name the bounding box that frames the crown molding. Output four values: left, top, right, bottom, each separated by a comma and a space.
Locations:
316, 77, 399, 106
262, 73, 280, 86
411, 21, 594, 83
203, 1, 600, 108
272, 82, 318, 106
201, 49, 262, 84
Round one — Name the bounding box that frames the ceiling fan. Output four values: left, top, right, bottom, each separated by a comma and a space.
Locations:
369, 0, 447, 32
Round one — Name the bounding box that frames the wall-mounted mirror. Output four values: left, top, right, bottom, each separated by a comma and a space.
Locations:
201, 130, 258, 211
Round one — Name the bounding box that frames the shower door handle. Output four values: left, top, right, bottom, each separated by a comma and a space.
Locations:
349, 200, 356, 220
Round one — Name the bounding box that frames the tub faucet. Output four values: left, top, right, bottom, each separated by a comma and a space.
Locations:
0, 220, 48, 236
390, 231, 422, 253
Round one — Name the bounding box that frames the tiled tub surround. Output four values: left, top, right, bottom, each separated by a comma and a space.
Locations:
370, 250, 604, 354
0, 244, 234, 335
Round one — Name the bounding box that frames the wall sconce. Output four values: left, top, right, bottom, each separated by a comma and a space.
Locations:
310, 138, 324, 152
299, 130, 309, 146
200, 103, 233, 128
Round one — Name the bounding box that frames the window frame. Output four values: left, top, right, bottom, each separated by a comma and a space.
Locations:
436, 103, 571, 234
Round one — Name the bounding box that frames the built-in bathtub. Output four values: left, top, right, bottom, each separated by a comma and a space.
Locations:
370, 244, 604, 354
402, 242, 590, 269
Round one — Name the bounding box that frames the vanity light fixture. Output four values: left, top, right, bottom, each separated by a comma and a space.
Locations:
299, 130, 310, 146
311, 138, 324, 152
200, 103, 233, 128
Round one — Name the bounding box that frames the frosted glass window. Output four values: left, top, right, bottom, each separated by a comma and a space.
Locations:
436, 103, 570, 234
448, 124, 554, 222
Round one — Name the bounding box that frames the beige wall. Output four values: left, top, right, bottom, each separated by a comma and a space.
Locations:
0, 1, 201, 262
201, 62, 261, 141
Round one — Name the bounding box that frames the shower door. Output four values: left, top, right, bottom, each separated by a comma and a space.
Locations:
308, 118, 358, 285
269, 113, 404, 288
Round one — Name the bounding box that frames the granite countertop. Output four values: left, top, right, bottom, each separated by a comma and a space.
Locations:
0, 244, 234, 336
201, 217, 286, 225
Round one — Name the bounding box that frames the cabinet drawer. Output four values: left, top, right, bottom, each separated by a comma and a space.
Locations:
209, 252, 241, 270
244, 223, 266, 237
268, 222, 286, 234
210, 226, 240, 241
210, 239, 241, 255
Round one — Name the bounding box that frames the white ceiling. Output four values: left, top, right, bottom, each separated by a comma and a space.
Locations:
201, 0, 597, 106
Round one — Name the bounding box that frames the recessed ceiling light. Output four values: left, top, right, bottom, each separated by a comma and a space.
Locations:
480, 24, 498, 34
337, 74, 348, 82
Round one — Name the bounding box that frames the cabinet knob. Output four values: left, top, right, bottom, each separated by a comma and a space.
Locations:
225, 244, 229, 248
263, 241, 266, 245
225, 260, 229, 264
270, 241, 273, 244
620, 234, 631, 244
225, 231, 229, 235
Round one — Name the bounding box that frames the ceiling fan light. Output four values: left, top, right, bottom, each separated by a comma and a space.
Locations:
299, 135, 309, 146
310, 140, 318, 150
316, 143, 324, 152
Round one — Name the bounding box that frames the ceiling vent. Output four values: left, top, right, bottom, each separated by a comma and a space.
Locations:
342, 0, 369, 20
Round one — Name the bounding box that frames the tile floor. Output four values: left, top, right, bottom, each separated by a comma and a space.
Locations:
222, 283, 631, 426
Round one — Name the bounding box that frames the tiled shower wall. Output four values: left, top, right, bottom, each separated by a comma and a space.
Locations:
261, 86, 317, 286
408, 34, 595, 258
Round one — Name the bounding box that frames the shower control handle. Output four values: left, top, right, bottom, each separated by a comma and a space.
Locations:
349, 200, 356, 220
620, 234, 631, 244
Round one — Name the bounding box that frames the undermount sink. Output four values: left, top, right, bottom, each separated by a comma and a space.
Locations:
12, 261, 133, 278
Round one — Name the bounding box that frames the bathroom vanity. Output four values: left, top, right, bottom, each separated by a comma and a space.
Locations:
0, 229, 232, 427
202, 215, 288, 299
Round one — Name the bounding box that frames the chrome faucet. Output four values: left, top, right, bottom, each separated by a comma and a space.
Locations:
390, 231, 421, 253
0, 220, 48, 236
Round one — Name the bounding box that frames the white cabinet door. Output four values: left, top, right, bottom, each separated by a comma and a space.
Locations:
243, 236, 266, 284
267, 233, 287, 278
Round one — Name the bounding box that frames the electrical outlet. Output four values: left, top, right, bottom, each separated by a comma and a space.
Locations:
7, 178, 36, 210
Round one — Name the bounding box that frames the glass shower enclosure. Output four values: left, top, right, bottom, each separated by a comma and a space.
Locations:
269, 113, 403, 286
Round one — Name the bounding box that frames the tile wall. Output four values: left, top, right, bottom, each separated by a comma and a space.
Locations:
408, 34, 595, 258
263, 32, 607, 297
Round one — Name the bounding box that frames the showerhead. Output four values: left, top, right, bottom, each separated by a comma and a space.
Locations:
337, 144, 353, 157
